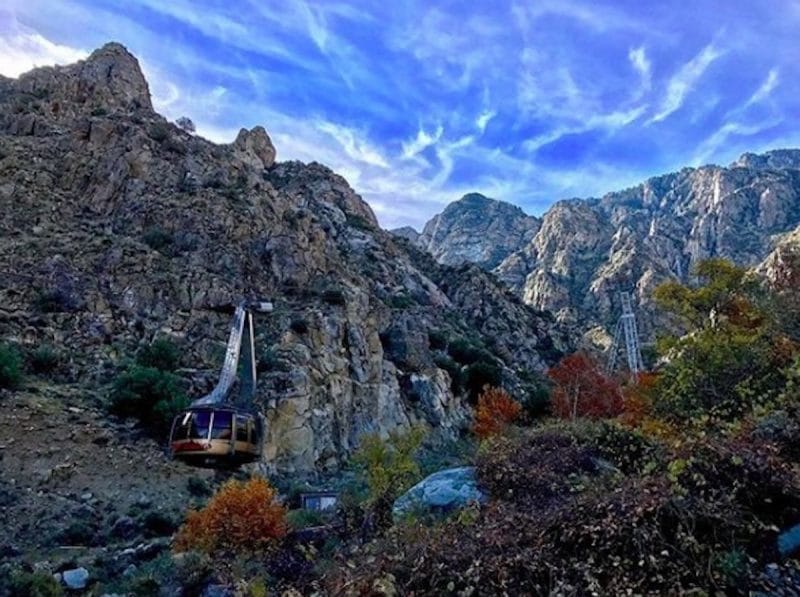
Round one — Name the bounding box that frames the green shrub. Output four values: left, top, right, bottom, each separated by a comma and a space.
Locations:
427, 329, 448, 351
290, 318, 309, 334
110, 365, 187, 433
322, 288, 346, 306
518, 376, 551, 419
433, 354, 463, 394
148, 121, 171, 142
464, 360, 502, 401
448, 338, 496, 367
187, 476, 212, 498
141, 511, 178, 537
5, 569, 63, 597
34, 288, 77, 313
0, 343, 23, 389
136, 337, 181, 371
142, 227, 173, 252
352, 426, 426, 527
386, 293, 416, 309
287, 508, 326, 529
28, 344, 61, 375
55, 520, 96, 545
346, 214, 375, 231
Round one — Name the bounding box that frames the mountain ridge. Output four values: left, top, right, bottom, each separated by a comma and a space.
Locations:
0, 42, 567, 475
408, 149, 800, 347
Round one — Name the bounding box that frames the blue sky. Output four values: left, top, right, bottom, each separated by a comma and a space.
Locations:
2, 1, 800, 229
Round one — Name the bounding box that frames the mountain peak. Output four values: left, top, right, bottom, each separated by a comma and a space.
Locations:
730, 149, 800, 171
419, 193, 540, 268
16, 40, 152, 112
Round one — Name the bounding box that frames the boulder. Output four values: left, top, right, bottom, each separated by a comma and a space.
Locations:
62, 567, 89, 590
232, 126, 276, 170
393, 466, 485, 521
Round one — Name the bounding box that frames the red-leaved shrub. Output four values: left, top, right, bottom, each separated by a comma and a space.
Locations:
548, 352, 623, 420
473, 386, 522, 439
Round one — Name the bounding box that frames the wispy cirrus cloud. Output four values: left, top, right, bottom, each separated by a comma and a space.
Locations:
649, 40, 724, 123
0, 10, 86, 76
1, 1, 799, 228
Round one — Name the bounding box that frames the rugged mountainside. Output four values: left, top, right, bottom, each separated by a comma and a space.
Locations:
409, 151, 800, 347
416, 192, 541, 269
0, 43, 567, 474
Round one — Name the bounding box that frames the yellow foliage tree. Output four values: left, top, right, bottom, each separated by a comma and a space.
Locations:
473, 386, 522, 439
174, 477, 287, 555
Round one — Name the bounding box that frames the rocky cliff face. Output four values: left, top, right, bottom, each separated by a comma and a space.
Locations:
417, 152, 800, 348
0, 44, 567, 473
415, 193, 541, 269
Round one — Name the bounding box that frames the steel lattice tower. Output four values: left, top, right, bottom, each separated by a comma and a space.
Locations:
608, 291, 644, 376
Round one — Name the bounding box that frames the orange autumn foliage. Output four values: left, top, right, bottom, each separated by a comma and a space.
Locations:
174, 477, 288, 555
620, 372, 660, 427
548, 352, 623, 420
473, 386, 522, 439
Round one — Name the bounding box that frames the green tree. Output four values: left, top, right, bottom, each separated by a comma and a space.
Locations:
351, 426, 426, 528
653, 258, 792, 421
0, 342, 23, 389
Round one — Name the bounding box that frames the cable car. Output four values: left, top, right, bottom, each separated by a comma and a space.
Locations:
169, 405, 262, 465
169, 300, 272, 467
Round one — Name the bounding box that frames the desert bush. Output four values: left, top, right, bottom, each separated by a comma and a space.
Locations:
477, 429, 600, 505
619, 372, 659, 426
330, 422, 800, 595
448, 338, 493, 365
385, 293, 416, 309
548, 351, 623, 420
4, 569, 63, 597
187, 476, 212, 498
28, 344, 60, 375
110, 365, 187, 433
55, 520, 97, 545
289, 318, 309, 334
433, 354, 463, 393
415, 435, 477, 477
473, 386, 522, 439
321, 288, 346, 306
0, 343, 23, 389
142, 226, 173, 252
148, 121, 171, 142
174, 477, 288, 556
136, 337, 181, 371
427, 329, 448, 351
568, 419, 665, 475
464, 360, 503, 400
34, 287, 78, 313
287, 508, 326, 530
142, 511, 178, 537
175, 116, 196, 133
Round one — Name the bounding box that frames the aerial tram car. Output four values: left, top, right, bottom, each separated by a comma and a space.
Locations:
169, 300, 272, 466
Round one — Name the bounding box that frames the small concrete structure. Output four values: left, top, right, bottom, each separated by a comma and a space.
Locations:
300, 491, 338, 511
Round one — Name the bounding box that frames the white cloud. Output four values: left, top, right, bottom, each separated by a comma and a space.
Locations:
628, 46, 651, 95
693, 118, 783, 165
401, 125, 444, 159
476, 109, 497, 133
650, 41, 723, 123
0, 13, 87, 77
744, 68, 780, 108
316, 121, 390, 168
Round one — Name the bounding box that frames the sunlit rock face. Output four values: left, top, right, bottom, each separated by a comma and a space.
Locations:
0, 43, 568, 473
419, 152, 800, 347
418, 193, 541, 269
